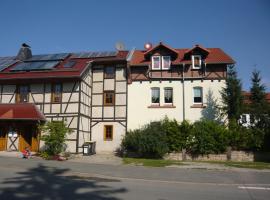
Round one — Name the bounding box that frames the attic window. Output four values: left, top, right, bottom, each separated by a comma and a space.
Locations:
162, 56, 171, 69
192, 55, 201, 69
152, 56, 161, 70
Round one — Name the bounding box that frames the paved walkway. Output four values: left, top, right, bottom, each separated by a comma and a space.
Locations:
0, 151, 269, 172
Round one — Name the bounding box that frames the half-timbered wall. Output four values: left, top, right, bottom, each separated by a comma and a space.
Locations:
91, 64, 127, 152
0, 80, 83, 153
77, 67, 92, 153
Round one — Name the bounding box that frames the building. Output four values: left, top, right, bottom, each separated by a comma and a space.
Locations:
240, 91, 270, 127
0, 42, 234, 153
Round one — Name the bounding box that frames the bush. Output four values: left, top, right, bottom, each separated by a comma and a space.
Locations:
162, 117, 182, 152
39, 121, 71, 156
186, 120, 228, 155
122, 121, 168, 158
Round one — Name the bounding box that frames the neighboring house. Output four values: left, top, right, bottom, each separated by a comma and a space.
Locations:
240, 91, 270, 127
127, 42, 234, 129
0, 42, 234, 153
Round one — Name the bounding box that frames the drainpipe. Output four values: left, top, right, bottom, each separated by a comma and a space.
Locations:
182, 64, 185, 121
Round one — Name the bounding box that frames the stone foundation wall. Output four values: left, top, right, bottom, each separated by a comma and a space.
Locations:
165, 151, 270, 162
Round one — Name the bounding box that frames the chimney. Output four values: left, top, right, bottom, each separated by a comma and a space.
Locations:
16, 43, 32, 60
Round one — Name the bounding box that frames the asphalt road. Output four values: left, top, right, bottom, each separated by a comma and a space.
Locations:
0, 156, 269, 200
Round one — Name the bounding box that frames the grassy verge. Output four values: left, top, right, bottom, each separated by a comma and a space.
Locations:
123, 157, 185, 167
194, 161, 270, 170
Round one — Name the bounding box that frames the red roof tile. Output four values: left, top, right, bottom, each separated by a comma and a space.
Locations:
0, 51, 128, 82
242, 91, 270, 104
0, 103, 46, 121
130, 45, 235, 66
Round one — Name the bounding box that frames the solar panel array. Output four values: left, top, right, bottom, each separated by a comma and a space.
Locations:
0, 57, 17, 72
71, 51, 117, 58
25, 53, 69, 61
11, 61, 60, 71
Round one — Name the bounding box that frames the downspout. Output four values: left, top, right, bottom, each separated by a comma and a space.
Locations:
182, 64, 185, 121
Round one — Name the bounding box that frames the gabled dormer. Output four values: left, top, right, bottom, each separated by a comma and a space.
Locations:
184, 45, 210, 69
144, 42, 178, 70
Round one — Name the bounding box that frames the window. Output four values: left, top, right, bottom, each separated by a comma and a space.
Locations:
52, 83, 62, 103
241, 114, 247, 123
193, 87, 203, 103
16, 85, 29, 103
164, 88, 173, 104
151, 88, 160, 104
104, 91, 115, 106
152, 56, 161, 70
192, 55, 201, 69
104, 125, 113, 140
162, 56, 171, 69
104, 66, 115, 79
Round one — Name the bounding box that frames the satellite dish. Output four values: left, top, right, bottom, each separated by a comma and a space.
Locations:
115, 42, 125, 51
144, 42, 152, 50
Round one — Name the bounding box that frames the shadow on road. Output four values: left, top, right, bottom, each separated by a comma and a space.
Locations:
0, 163, 127, 200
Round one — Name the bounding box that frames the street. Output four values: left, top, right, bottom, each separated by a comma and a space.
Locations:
0, 156, 269, 200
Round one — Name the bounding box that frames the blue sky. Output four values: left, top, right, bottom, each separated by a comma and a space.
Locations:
0, 0, 269, 91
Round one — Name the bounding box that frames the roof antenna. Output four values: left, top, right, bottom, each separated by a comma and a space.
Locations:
115, 42, 125, 51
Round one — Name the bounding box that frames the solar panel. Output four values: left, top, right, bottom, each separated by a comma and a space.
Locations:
63, 60, 76, 68
0, 57, 17, 71
25, 53, 69, 61
71, 51, 117, 58
11, 61, 59, 71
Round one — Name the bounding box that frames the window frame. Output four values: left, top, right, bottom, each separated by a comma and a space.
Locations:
193, 87, 203, 104
104, 125, 113, 141
151, 56, 161, 70
151, 87, 160, 105
162, 56, 171, 70
16, 85, 29, 103
192, 55, 202, 69
104, 66, 115, 79
164, 87, 173, 104
51, 83, 62, 103
104, 90, 115, 106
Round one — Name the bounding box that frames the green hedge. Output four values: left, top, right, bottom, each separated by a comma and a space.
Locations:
121, 117, 267, 158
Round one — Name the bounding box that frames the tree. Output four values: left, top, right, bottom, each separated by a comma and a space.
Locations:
39, 121, 71, 156
249, 70, 270, 150
201, 89, 222, 123
220, 65, 243, 127
249, 70, 268, 122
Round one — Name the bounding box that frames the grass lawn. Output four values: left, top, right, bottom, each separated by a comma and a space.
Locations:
195, 161, 270, 170
123, 157, 185, 167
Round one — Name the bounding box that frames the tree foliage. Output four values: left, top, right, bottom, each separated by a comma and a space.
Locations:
220, 65, 243, 127
39, 121, 71, 156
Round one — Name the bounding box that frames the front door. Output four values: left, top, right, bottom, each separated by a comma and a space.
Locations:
0, 127, 7, 151
19, 125, 39, 152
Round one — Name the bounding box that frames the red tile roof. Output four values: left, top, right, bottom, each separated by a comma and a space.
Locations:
242, 91, 270, 104
0, 103, 46, 121
0, 51, 128, 82
130, 45, 235, 66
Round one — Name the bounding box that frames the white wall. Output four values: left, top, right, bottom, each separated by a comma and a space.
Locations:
91, 122, 126, 153
127, 80, 225, 130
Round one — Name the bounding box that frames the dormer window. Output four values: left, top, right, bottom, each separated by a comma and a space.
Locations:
152, 56, 161, 70
162, 56, 171, 69
192, 55, 201, 69
152, 56, 171, 70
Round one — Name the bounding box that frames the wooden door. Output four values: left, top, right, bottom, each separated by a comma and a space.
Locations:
19, 124, 39, 152
0, 127, 7, 151
19, 126, 32, 151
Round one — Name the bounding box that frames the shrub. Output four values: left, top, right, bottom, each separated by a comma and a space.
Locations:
162, 117, 182, 152
122, 121, 168, 158
186, 120, 228, 155
39, 121, 71, 156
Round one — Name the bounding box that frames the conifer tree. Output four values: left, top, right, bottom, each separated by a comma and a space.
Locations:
220, 65, 243, 127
